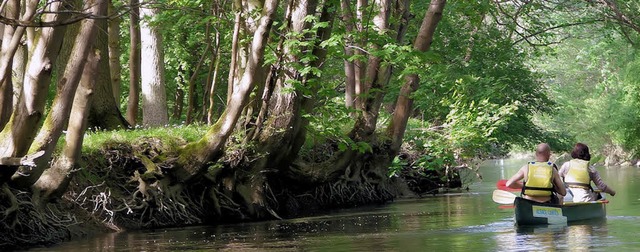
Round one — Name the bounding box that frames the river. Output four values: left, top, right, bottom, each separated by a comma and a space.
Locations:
30, 159, 640, 251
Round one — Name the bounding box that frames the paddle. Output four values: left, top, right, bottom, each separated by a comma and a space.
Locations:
496, 179, 520, 192
492, 189, 517, 204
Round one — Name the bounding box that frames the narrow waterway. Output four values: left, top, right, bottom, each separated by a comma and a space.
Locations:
32, 159, 640, 251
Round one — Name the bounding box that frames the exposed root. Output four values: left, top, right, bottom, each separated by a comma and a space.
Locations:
1, 183, 19, 225
1, 134, 464, 250
0, 186, 78, 250
277, 175, 395, 217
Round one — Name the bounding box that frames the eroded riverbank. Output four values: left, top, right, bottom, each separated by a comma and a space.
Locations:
28, 159, 640, 251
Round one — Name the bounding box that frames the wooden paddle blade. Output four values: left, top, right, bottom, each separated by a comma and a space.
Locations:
492, 189, 517, 204
496, 179, 520, 192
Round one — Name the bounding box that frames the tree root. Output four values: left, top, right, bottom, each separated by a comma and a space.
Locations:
0, 186, 76, 250
1, 184, 19, 226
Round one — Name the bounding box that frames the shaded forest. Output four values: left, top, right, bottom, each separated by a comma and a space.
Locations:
1, 0, 639, 249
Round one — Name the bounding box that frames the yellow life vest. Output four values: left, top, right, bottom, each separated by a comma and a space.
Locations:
564, 159, 591, 188
523, 161, 554, 196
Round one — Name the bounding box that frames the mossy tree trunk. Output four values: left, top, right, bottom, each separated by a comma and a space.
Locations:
0, 0, 68, 183
290, 0, 445, 190
0, 0, 20, 129
310, 0, 410, 184
0, 0, 36, 130
226, 0, 336, 217
173, 0, 280, 183
34, 49, 101, 202
12, 0, 105, 189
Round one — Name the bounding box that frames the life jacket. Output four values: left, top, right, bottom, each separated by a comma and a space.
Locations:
523, 161, 554, 196
564, 159, 591, 189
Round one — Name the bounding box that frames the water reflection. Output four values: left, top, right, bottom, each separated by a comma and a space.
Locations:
493, 219, 606, 252
33, 160, 640, 252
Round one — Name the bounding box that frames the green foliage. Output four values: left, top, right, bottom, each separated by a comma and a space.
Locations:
382, 0, 566, 159
533, 29, 638, 157
116, 0, 231, 122
620, 54, 640, 155
388, 156, 407, 177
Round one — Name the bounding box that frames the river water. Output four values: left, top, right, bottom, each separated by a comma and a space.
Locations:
32, 159, 640, 251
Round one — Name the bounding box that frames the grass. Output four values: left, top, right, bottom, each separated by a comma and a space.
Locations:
81, 123, 209, 154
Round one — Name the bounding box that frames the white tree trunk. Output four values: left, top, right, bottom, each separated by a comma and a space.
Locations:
139, 0, 169, 126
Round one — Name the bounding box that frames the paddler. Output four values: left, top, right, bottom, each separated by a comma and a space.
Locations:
559, 143, 616, 202
506, 143, 567, 204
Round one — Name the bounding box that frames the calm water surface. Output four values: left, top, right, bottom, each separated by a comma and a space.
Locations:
33, 159, 640, 251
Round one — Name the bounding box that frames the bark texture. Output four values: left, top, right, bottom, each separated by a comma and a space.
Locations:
108, 0, 122, 100
126, 0, 141, 126
140, 0, 169, 127
0, 0, 68, 183
12, 0, 105, 189
34, 50, 101, 201
87, 6, 129, 130
174, 0, 280, 183
387, 0, 446, 153
0, 0, 20, 129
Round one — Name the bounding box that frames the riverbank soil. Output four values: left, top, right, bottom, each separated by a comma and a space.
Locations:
0, 138, 460, 250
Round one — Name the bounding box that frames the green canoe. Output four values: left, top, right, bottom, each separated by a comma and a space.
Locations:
514, 197, 607, 225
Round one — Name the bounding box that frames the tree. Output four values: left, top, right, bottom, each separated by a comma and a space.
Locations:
108, 0, 122, 101
87, 7, 129, 130
0, 0, 68, 183
32, 0, 106, 199
172, 0, 280, 183
0, 0, 20, 128
139, 0, 169, 126
388, 0, 445, 154
12, 0, 105, 189
126, 0, 141, 126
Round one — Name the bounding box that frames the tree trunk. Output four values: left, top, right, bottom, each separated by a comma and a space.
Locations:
88, 7, 129, 130
0, 0, 67, 162
34, 49, 101, 201
350, 0, 394, 142
140, 0, 169, 126
0, 0, 26, 129
108, 0, 122, 101
352, 0, 368, 109
302, 0, 411, 186
341, 0, 356, 110
253, 0, 335, 164
11, 0, 105, 189
387, 0, 446, 153
11, 44, 26, 113
226, 8, 242, 106
126, 0, 141, 126
172, 80, 184, 120
207, 30, 222, 124
186, 23, 212, 124
174, 0, 279, 183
